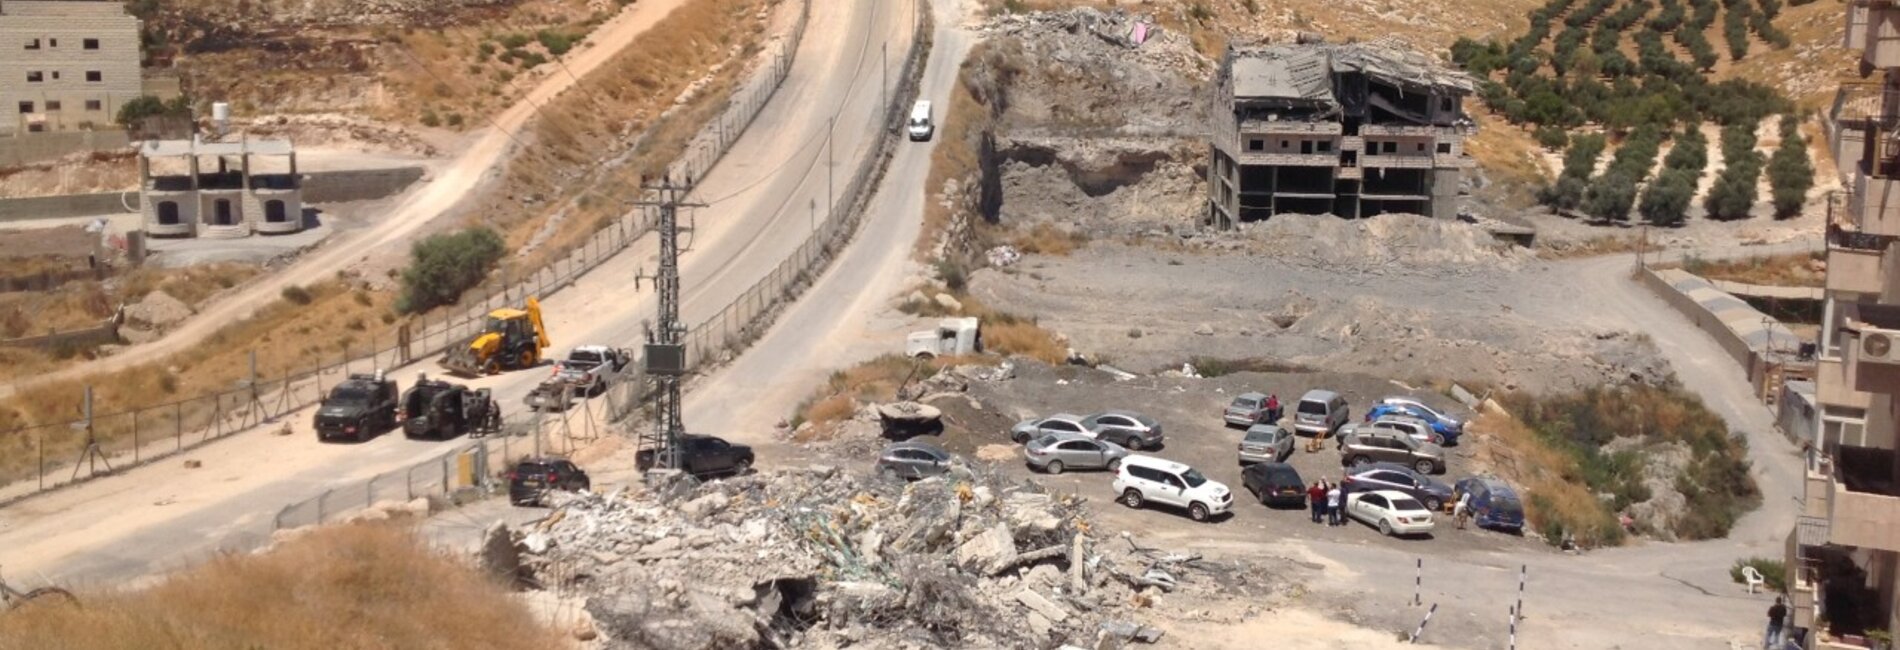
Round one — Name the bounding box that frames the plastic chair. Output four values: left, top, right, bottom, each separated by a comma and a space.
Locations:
1742, 566, 1766, 594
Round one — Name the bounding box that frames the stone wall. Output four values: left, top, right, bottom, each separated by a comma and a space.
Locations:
0, 129, 129, 166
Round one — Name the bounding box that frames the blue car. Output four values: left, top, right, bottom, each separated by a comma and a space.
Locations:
1453, 476, 1525, 533
1367, 401, 1464, 446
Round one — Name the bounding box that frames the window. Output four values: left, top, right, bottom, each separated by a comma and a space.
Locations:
1441, 98, 1453, 112
24, 38, 40, 50
1317, 141, 1332, 152
45, 100, 60, 111
1281, 140, 1291, 148
1300, 140, 1314, 154
212, 199, 235, 226
1416, 142, 1427, 152
83, 38, 99, 50
1382, 141, 1398, 153
26, 71, 42, 83
51, 71, 59, 80
1248, 139, 1264, 151
156, 201, 180, 225
84, 99, 101, 111
85, 71, 101, 82
48, 39, 56, 48
16, 101, 32, 114
26, 123, 44, 133
1362, 494, 1388, 508
1436, 142, 1452, 154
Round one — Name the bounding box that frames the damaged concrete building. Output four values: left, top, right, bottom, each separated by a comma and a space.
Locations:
1206, 41, 1476, 227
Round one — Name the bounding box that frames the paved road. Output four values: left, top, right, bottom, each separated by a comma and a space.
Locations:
0, 0, 697, 397
0, 0, 911, 586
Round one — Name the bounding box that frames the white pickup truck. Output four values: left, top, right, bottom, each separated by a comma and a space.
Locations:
524, 345, 633, 410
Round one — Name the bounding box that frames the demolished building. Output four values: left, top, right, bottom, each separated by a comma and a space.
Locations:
1205, 40, 1476, 226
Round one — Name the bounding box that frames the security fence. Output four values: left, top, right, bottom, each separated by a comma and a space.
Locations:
0, 0, 813, 507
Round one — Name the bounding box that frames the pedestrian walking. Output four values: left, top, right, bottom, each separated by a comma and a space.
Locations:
1765, 596, 1787, 649
1326, 483, 1344, 526
1454, 490, 1472, 530
1307, 481, 1325, 523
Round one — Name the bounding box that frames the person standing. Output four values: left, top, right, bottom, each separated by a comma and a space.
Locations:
1326, 483, 1344, 526
1454, 490, 1473, 530
1264, 394, 1281, 425
1765, 597, 1787, 649
1306, 481, 1325, 523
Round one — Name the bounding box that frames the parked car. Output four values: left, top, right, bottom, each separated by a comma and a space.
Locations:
1339, 428, 1446, 475
314, 371, 399, 443
876, 440, 956, 480
1223, 392, 1274, 428
1373, 397, 1466, 445
508, 457, 591, 506
1454, 476, 1527, 532
1342, 415, 1442, 446
1237, 424, 1295, 464
1025, 432, 1129, 474
1293, 390, 1349, 437
1011, 413, 1090, 443
1112, 455, 1233, 522
1240, 462, 1307, 508
1079, 410, 1164, 450
1345, 489, 1437, 537
1343, 463, 1455, 511
635, 434, 755, 477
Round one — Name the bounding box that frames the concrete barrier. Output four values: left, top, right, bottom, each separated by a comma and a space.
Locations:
0, 310, 120, 350
0, 192, 131, 222
1637, 265, 1804, 381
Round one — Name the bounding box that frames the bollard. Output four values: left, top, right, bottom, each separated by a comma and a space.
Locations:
1517, 564, 1528, 618
1414, 558, 1423, 606
1408, 602, 1437, 643
1508, 604, 1518, 650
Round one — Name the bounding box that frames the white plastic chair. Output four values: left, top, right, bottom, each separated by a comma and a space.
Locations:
1742, 566, 1766, 594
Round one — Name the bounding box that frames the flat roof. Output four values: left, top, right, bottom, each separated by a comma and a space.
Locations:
140, 135, 295, 158
1228, 39, 1475, 102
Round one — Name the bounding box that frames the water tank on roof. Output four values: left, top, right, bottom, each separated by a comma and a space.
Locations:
211, 102, 231, 137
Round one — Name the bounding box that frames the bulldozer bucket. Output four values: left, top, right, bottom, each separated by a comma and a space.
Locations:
526, 296, 550, 351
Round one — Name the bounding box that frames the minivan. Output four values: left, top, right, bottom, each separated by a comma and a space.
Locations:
1293, 390, 1349, 438
1112, 455, 1233, 522
907, 100, 934, 141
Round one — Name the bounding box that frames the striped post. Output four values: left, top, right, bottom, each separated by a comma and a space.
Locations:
1414, 558, 1423, 606
1409, 602, 1438, 643
1508, 604, 1518, 650
1517, 564, 1528, 618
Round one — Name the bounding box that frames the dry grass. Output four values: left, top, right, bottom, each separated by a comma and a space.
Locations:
1009, 223, 1089, 256
0, 264, 260, 344
791, 353, 941, 432
0, 523, 560, 650
1671, 252, 1825, 288
1537, 233, 1644, 260
896, 284, 1068, 365
479, 0, 769, 274
1468, 409, 1627, 548
1466, 109, 1552, 188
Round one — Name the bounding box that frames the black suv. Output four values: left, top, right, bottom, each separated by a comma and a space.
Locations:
508, 458, 591, 506
401, 375, 501, 440
314, 373, 399, 443
635, 435, 755, 477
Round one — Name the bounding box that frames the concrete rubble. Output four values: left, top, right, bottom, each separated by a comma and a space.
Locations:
511, 464, 1259, 649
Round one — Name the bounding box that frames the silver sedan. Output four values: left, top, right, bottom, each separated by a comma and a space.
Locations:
1024, 432, 1129, 474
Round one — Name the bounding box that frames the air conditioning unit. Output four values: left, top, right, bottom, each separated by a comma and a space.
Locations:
1860, 327, 1900, 363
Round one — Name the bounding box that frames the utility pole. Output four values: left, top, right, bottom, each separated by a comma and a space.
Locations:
633, 174, 704, 471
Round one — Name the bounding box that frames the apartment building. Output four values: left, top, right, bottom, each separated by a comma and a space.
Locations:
0, 0, 142, 135
1790, 2, 1900, 646
1206, 41, 1476, 228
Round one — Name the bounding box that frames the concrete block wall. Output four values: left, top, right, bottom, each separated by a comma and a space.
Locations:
0, 128, 127, 166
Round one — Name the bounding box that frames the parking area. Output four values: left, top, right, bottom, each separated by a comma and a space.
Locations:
922, 362, 1551, 558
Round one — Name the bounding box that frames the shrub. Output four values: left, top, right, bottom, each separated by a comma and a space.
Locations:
280, 285, 314, 305
1639, 168, 1697, 226
396, 227, 506, 313
1535, 125, 1570, 150
1540, 176, 1589, 211
934, 258, 967, 293
419, 110, 441, 128
1583, 172, 1639, 221
1768, 116, 1814, 219
1731, 557, 1788, 593
498, 33, 531, 49
535, 29, 579, 56
115, 94, 190, 127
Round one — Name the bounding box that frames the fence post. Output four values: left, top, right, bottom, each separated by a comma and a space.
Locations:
442, 455, 452, 495
174, 401, 183, 452
36, 431, 44, 491
132, 409, 140, 464
317, 489, 328, 524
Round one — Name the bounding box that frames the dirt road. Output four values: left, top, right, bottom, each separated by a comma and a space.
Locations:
0, 0, 696, 397
0, 0, 913, 585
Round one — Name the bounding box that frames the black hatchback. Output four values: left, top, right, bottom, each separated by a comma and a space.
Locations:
508, 458, 591, 506
1240, 462, 1307, 508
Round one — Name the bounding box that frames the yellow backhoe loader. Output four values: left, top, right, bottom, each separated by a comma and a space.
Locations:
439, 297, 550, 376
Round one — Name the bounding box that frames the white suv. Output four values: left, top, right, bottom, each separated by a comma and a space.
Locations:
1112, 455, 1233, 522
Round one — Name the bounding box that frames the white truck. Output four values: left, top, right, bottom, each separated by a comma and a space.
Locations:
524, 345, 633, 410
906, 317, 980, 358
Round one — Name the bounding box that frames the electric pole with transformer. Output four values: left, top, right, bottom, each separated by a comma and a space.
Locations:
634, 174, 704, 471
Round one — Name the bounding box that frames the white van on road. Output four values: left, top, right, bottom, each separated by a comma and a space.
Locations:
907, 100, 934, 141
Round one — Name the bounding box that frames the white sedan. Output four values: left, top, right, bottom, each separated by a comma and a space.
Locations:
1346, 489, 1437, 537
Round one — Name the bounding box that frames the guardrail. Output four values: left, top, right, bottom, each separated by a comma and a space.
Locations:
0, 0, 815, 507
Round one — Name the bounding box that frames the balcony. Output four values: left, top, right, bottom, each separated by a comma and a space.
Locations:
1433, 153, 1475, 168
1828, 229, 1890, 295
1235, 151, 1339, 167
1851, 173, 1900, 238
1818, 356, 1874, 409
1830, 479, 1900, 551
1362, 154, 1433, 169
1240, 119, 1342, 135
1844, 311, 1900, 394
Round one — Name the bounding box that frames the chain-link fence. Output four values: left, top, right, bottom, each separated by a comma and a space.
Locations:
0, 0, 815, 507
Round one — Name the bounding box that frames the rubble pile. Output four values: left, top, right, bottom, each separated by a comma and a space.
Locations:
981, 8, 1212, 84
517, 465, 1260, 649
1199, 213, 1535, 273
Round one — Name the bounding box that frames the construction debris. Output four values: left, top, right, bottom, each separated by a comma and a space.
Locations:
513, 465, 1267, 648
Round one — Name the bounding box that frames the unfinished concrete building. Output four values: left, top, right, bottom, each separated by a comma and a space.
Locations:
139, 135, 303, 238
1206, 42, 1476, 227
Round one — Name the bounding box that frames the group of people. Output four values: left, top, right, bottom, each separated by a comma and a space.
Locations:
1305, 480, 1347, 526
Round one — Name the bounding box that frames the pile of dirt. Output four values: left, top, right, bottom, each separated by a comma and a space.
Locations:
123, 291, 193, 330
1205, 213, 1534, 273
996, 137, 1205, 237
974, 8, 1212, 135
511, 466, 1274, 649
